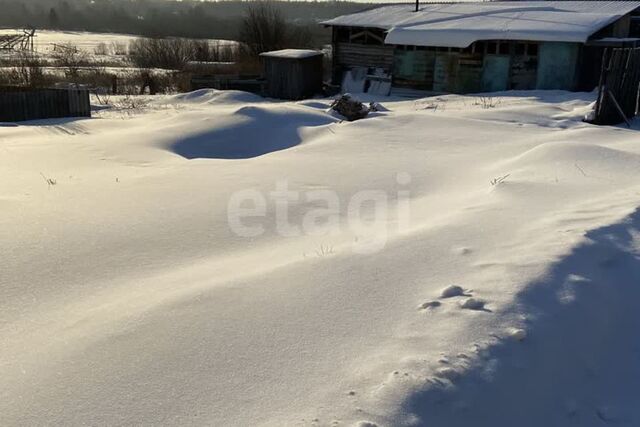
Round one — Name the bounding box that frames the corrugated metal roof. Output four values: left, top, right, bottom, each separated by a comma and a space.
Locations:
322, 1, 640, 47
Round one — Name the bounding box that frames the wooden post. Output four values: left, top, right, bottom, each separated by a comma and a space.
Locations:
594, 48, 609, 122
635, 81, 639, 116
607, 89, 631, 127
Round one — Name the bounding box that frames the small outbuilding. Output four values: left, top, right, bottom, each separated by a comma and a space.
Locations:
260, 49, 324, 100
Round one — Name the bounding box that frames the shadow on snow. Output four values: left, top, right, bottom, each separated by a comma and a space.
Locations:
169, 105, 337, 160
404, 207, 640, 427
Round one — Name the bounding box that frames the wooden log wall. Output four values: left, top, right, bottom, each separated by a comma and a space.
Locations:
335, 42, 394, 70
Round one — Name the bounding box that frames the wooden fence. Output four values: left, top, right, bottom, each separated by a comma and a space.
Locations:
0, 86, 91, 122
592, 47, 640, 126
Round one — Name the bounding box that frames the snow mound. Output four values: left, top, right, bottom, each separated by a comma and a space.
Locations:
4, 90, 640, 427
168, 105, 338, 159
165, 89, 264, 105
499, 140, 640, 178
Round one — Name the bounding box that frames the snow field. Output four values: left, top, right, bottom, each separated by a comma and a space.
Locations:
1, 89, 639, 426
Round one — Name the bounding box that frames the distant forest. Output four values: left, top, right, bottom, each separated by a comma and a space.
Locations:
0, 0, 372, 42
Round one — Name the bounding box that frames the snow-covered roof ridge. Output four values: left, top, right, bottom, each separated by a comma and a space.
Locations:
259, 49, 323, 59
322, 1, 640, 48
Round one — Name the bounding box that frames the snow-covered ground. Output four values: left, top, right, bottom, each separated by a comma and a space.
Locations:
1, 90, 639, 426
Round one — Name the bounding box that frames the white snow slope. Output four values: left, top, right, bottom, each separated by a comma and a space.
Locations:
1, 90, 639, 426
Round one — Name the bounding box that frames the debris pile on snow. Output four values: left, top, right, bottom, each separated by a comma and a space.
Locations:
330, 94, 370, 121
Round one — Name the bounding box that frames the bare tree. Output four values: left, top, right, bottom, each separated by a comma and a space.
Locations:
0, 52, 48, 87
94, 42, 109, 56
52, 43, 88, 78
129, 38, 236, 70
239, 1, 313, 57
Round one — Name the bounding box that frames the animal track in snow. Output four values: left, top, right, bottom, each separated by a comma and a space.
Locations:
453, 246, 472, 255
440, 285, 471, 298
418, 300, 441, 310
435, 367, 459, 381
509, 328, 527, 341
418, 285, 491, 314
460, 297, 488, 311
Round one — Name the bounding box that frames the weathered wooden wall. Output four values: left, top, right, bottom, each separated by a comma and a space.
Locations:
393, 49, 435, 89
592, 47, 640, 125
456, 53, 483, 93
331, 31, 614, 94
335, 43, 394, 70
0, 87, 90, 122
262, 55, 323, 100
510, 45, 538, 90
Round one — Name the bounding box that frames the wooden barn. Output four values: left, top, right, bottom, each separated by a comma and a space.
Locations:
322, 1, 640, 95
260, 49, 324, 100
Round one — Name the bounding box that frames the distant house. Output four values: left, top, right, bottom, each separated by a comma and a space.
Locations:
322, 1, 640, 94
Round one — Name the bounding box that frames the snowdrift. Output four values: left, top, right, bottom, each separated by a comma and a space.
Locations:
1, 89, 639, 426
167, 104, 338, 159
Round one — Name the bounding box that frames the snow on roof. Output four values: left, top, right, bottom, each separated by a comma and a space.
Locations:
594, 37, 640, 42
322, 1, 640, 48
259, 49, 323, 59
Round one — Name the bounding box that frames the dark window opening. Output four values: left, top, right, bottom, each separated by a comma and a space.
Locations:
336, 28, 349, 43
631, 16, 640, 37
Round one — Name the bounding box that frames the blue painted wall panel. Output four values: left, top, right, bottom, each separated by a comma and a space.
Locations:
536, 42, 580, 90
482, 55, 510, 92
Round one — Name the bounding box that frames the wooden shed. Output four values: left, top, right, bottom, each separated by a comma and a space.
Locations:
260, 49, 323, 100
322, 1, 640, 95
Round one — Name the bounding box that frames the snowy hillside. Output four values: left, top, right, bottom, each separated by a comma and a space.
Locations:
0, 29, 237, 54
1, 90, 639, 426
